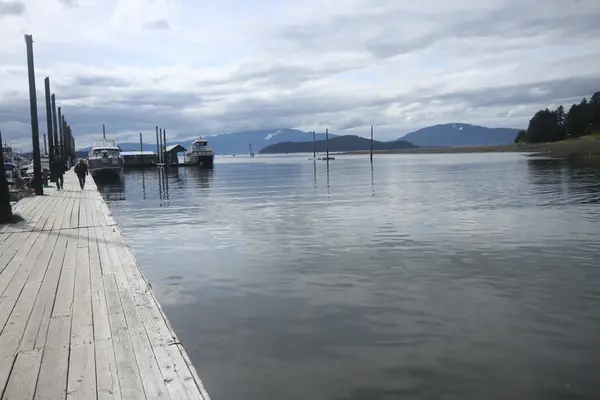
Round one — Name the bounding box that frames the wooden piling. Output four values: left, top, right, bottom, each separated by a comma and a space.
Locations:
312, 131, 316, 160
24, 34, 43, 195
155, 126, 160, 164
326, 128, 329, 161
44, 78, 54, 177
61, 116, 67, 166
57, 106, 64, 162
51, 94, 59, 160
163, 129, 167, 164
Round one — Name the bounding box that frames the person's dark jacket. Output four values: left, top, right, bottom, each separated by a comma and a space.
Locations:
74, 161, 88, 177
52, 159, 65, 176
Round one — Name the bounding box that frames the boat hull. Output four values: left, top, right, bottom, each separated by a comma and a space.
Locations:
184, 154, 214, 168
90, 166, 123, 180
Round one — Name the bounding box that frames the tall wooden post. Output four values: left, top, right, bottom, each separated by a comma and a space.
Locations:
370, 125, 373, 162
65, 124, 72, 164
158, 129, 162, 164
163, 129, 167, 165
325, 128, 329, 160
44, 78, 54, 178
43, 134, 47, 155
61, 116, 67, 166
57, 106, 64, 162
312, 131, 316, 160
155, 126, 160, 165
0, 130, 13, 223
51, 94, 59, 159
25, 34, 43, 195
102, 124, 106, 140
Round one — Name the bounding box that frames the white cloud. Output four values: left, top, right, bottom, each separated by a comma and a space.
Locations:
1, 0, 600, 149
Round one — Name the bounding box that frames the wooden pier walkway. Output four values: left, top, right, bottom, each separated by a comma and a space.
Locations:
0, 172, 210, 399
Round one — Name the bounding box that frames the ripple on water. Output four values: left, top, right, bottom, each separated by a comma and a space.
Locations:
98, 153, 600, 399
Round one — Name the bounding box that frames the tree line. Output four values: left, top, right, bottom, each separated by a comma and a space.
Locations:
515, 91, 600, 143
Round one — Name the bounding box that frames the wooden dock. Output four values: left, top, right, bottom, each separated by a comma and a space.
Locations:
0, 172, 210, 399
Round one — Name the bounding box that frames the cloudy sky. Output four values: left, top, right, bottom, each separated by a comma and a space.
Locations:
1, 0, 599, 150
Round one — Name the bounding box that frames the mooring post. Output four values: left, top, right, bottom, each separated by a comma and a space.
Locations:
370, 125, 373, 162
24, 34, 43, 195
44, 78, 54, 180
326, 128, 329, 161
158, 128, 163, 164
61, 116, 67, 166
102, 124, 106, 140
66, 124, 72, 165
163, 129, 167, 165
312, 131, 316, 160
0, 130, 13, 223
51, 94, 59, 162
57, 106, 64, 163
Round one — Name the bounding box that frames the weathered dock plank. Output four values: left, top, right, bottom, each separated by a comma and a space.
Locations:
0, 172, 209, 400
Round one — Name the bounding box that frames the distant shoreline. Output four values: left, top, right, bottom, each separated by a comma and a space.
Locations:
345, 138, 600, 160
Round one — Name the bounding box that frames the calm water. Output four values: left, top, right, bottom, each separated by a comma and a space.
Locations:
98, 153, 600, 400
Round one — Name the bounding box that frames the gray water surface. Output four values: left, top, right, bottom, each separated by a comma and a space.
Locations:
98, 153, 600, 400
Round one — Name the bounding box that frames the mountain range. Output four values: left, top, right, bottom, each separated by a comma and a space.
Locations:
398, 123, 520, 147
76, 123, 521, 155
259, 135, 416, 154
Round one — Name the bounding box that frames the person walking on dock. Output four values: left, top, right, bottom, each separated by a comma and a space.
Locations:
52, 155, 65, 190
74, 159, 88, 189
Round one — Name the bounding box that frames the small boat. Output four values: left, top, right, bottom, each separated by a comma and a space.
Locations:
87, 138, 124, 180
184, 137, 214, 168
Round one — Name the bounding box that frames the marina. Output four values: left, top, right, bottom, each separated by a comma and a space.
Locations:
0, 172, 210, 399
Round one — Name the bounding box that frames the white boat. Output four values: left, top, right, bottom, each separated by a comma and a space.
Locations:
184, 137, 214, 167
87, 138, 124, 180
2, 144, 30, 172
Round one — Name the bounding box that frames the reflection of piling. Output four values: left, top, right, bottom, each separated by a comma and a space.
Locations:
371, 160, 375, 196
313, 160, 317, 190
0, 130, 13, 222
370, 125, 373, 162
44, 77, 54, 177
139, 132, 144, 168
25, 34, 43, 195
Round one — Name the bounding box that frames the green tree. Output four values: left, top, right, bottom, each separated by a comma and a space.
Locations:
514, 130, 527, 143
526, 108, 562, 142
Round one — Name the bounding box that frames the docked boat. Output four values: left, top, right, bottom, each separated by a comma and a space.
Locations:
87, 138, 124, 180
184, 137, 214, 168
3, 144, 30, 172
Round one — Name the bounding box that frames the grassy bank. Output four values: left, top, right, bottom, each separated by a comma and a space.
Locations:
347, 136, 600, 159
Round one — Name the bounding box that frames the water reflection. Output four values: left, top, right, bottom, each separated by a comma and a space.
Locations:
100, 154, 600, 400
527, 157, 600, 205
